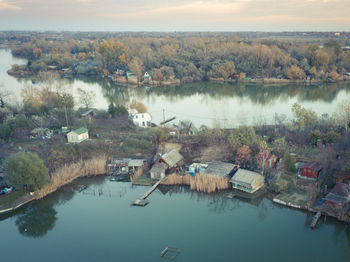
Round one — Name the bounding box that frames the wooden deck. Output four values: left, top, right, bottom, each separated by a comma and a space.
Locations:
132, 178, 165, 206
311, 211, 322, 229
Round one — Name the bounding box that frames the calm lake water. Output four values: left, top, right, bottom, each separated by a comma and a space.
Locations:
2, 48, 350, 127
1, 177, 350, 262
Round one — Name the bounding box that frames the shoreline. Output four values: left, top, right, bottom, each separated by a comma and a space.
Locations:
7, 67, 350, 86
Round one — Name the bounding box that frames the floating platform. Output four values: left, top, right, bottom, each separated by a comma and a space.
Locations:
160, 247, 180, 260
225, 193, 236, 199
77, 185, 87, 192
132, 199, 149, 206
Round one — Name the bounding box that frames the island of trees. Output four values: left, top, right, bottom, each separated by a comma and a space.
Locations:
3, 31, 350, 84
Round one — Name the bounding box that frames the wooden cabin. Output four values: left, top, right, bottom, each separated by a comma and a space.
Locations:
67, 127, 89, 143
299, 162, 323, 180
230, 169, 265, 193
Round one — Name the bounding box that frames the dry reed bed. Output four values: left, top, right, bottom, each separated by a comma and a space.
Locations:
162, 173, 230, 193
36, 155, 107, 199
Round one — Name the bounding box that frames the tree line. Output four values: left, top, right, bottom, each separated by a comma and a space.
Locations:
9, 35, 350, 82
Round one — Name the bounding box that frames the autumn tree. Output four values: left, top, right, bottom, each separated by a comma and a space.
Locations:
129, 99, 147, 113
21, 86, 43, 115
97, 39, 127, 73
291, 103, 317, 129
285, 65, 305, 80
236, 145, 252, 166
128, 57, 144, 81
152, 68, 163, 81
313, 49, 330, 69
334, 99, 350, 132
256, 140, 270, 174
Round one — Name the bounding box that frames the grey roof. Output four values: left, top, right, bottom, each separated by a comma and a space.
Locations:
323, 193, 347, 204
128, 159, 146, 167
202, 162, 236, 178
160, 149, 183, 168
230, 169, 263, 187
150, 163, 167, 173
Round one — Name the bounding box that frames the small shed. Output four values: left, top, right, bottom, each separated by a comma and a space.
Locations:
67, 127, 89, 143
150, 163, 167, 179
230, 169, 265, 193
323, 183, 350, 217
143, 72, 152, 82
299, 162, 323, 179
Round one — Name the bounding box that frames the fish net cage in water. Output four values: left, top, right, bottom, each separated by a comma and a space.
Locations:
160, 247, 180, 260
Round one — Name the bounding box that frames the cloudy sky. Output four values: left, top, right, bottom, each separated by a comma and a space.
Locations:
1, 0, 349, 31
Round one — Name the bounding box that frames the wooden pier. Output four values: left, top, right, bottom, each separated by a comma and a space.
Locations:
311, 211, 322, 229
132, 178, 165, 206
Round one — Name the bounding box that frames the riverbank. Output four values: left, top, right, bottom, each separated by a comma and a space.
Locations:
7, 66, 350, 86
0, 156, 107, 214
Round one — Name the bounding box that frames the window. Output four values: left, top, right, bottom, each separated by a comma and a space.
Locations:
142, 121, 145, 126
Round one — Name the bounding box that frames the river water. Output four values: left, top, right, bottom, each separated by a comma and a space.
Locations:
0, 177, 350, 262
1, 49, 350, 262
2, 49, 350, 127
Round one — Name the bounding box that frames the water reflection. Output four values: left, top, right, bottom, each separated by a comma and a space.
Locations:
15, 202, 57, 238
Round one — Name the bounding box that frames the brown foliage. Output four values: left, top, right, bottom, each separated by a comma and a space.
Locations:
162, 173, 230, 193
36, 155, 107, 199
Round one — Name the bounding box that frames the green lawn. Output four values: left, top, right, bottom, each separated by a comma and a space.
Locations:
0, 189, 25, 209
132, 173, 154, 185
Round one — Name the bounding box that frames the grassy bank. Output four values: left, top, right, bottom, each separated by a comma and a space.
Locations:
35, 155, 107, 199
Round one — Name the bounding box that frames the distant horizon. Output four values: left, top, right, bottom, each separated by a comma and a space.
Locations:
1, 30, 350, 33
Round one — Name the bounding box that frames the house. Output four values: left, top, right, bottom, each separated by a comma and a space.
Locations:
107, 158, 146, 175
150, 163, 167, 179
81, 109, 96, 118
323, 183, 350, 217
67, 127, 89, 143
143, 72, 152, 82
130, 112, 152, 128
298, 162, 323, 180
230, 168, 265, 193
127, 71, 138, 84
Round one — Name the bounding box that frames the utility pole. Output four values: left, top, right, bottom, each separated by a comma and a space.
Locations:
65, 105, 69, 128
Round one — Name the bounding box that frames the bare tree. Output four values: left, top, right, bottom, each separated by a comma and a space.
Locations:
0, 84, 12, 108
77, 88, 95, 109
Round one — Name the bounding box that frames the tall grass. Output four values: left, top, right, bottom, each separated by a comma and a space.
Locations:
162, 173, 230, 193
36, 155, 107, 199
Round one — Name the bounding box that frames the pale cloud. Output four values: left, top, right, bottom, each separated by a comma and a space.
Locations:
101, 1, 247, 18
0, 0, 21, 10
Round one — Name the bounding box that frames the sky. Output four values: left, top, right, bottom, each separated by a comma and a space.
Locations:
0, 0, 350, 31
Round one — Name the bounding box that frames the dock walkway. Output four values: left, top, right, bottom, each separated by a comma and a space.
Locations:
311, 211, 322, 229
132, 178, 165, 206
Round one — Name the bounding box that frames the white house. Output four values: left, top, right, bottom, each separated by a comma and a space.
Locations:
67, 127, 89, 143
130, 112, 152, 128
